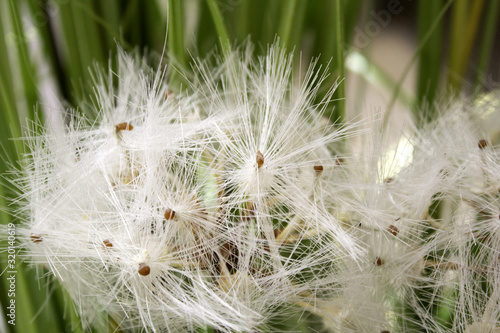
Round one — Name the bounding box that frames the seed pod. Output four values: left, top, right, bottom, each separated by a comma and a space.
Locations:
115, 122, 133, 132
388, 225, 399, 236
375, 257, 383, 266
103, 239, 113, 248
478, 139, 488, 149
313, 165, 324, 173
164, 208, 176, 220
256, 150, 264, 168
31, 234, 43, 243
138, 263, 151, 276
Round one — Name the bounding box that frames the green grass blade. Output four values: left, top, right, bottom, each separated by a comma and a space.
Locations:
332, 0, 345, 123
168, 0, 187, 87
474, 0, 500, 91
8, 0, 39, 121
206, 0, 231, 54
448, 0, 486, 92
416, 0, 444, 116
315, 0, 346, 122
277, 0, 299, 49
342, 0, 363, 42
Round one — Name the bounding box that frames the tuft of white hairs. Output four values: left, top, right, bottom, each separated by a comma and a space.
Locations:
4, 42, 500, 332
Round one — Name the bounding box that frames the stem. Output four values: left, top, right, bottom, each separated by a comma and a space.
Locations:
206, 0, 231, 55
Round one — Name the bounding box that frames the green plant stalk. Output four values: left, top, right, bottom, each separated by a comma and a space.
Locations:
235, 0, 251, 42
25, 0, 71, 101
448, 0, 468, 91
261, 1, 280, 47
95, 0, 120, 50
57, 1, 84, 99
416, 0, 444, 116
277, 0, 299, 49
122, 0, 140, 44
143, 1, 166, 53
316, 0, 346, 122
448, 0, 486, 92
474, 0, 500, 90
332, 0, 345, 123
8, 0, 38, 121
206, 0, 231, 55
168, 0, 187, 88
71, 0, 105, 78
342, 0, 363, 42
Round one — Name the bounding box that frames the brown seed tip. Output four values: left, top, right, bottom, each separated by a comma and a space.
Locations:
384, 177, 394, 184
256, 150, 264, 168
478, 139, 488, 149
388, 225, 399, 236
381, 331, 390, 333
164, 208, 176, 220
313, 165, 324, 173
335, 157, 344, 165
115, 122, 133, 132
103, 239, 113, 248
138, 263, 151, 276
375, 257, 383, 266
31, 234, 43, 243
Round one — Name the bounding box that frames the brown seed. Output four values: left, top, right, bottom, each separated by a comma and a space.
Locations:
164, 208, 176, 220
31, 234, 43, 243
115, 122, 133, 132
388, 225, 399, 236
335, 157, 344, 165
478, 139, 488, 149
375, 257, 383, 266
256, 150, 264, 168
384, 177, 394, 184
138, 263, 151, 276
381, 331, 390, 333
102, 239, 113, 248
313, 165, 324, 173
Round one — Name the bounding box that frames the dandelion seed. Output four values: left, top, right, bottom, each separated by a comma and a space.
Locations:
30, 234, 43, 243
387, 225, 399, 236
375, 257, 383, 266
478, 139, 488, 149
115, 122, 134, 131
164, 208, 176, 220
256, 150, 264, 168
138, 263, 151, 276
314, 165, 324, 173
102, 240, 113, 248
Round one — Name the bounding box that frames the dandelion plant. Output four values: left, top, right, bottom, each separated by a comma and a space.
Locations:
1, 1, 500, 332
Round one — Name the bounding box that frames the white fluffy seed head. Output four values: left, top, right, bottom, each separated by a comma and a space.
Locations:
6, 43, 500, 332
